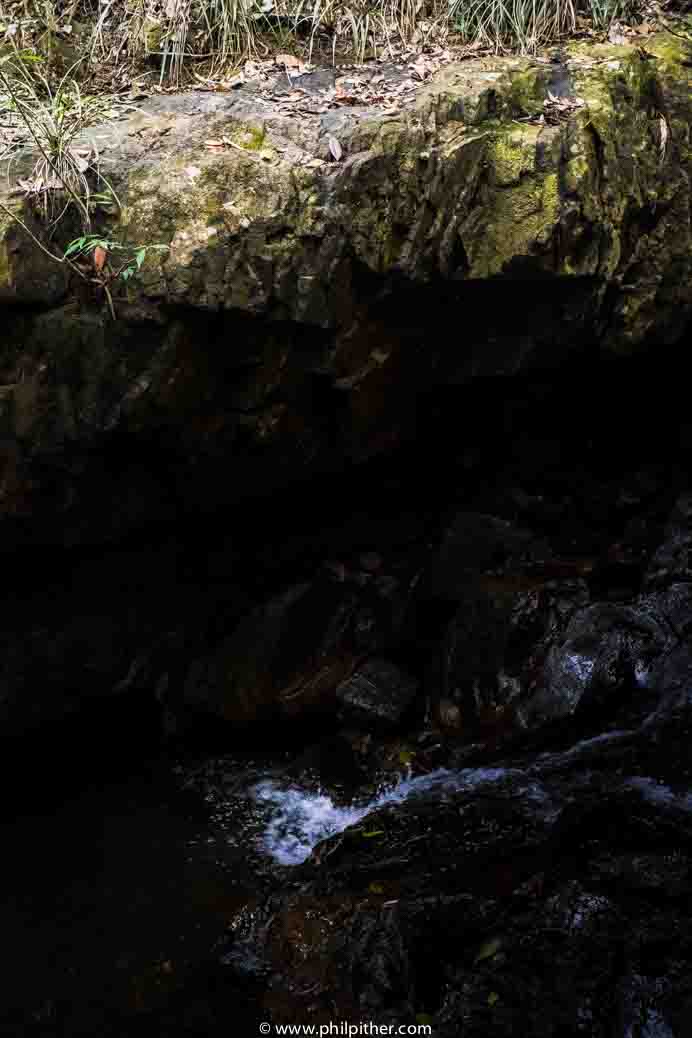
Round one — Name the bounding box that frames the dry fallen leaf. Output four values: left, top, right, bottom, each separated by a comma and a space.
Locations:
410, 58, 428, 81
93, 245, 107, 273
659, 114, 669, 160
328, 136, 343, 162
69, 148, 91, 173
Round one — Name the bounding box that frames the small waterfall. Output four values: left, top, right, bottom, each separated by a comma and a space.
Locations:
253, 766, 527, 865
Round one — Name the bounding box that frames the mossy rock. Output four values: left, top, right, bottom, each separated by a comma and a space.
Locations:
0, 32, 691, 543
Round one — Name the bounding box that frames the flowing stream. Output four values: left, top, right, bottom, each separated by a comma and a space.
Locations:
251, 765, 559, 865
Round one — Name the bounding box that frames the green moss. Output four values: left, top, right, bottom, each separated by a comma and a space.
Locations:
489, 126, 541, 186
468, 170, 560, 277
3, 29, 690, 345
230, 123, 267, 151
506, 67, 545, 118
646, 30, 692, 68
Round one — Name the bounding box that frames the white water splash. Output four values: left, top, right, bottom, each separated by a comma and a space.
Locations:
254, 766, 533, 866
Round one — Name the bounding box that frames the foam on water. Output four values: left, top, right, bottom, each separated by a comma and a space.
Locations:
253, 766, 528, 865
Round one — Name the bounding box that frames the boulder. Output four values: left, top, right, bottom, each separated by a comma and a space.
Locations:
517, 601, 668, 729
336, 657, 419, 730
425, 512, 549, 601
432, 579, 589, 735
183, 565, 413, 725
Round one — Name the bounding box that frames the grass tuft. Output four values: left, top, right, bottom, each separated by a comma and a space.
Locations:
1, 0, 647, 87
0, 51, 118, 228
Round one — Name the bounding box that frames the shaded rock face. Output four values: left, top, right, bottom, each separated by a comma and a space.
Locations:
517, 599, 669, 727
0, 351, 691, 738
425, 512, 551, 600
0, 32, 691, 546
425, 509, 692, 741
183, 556, 418, 726
336, 658, 419, 730
430, 578, 590, 735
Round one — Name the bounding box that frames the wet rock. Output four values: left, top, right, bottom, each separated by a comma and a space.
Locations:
517, 601, 668, 730
639, 671, 692, 785
645, 493, 692, 589
432, 580, 588, 736
301, 769, 563, 898
336, 658, 419, 731
434, 880, 623, 1038
588, 850, 692, 898
556, 776, 692, 852
640, 582, 692, 643
237, 755, 692, 1034
616, 973, 677, 1038
228, 769, 562, 1025
425, 513, 550, 601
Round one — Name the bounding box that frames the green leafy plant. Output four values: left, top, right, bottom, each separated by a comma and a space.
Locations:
63, 234, 168, 314
64, 234, 168, 278
0, 49, 166, 319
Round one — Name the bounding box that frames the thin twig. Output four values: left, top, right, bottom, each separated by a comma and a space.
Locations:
103, 282, 117, 320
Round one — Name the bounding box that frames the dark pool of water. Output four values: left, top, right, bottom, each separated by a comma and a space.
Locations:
0, 703, 287, 1037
